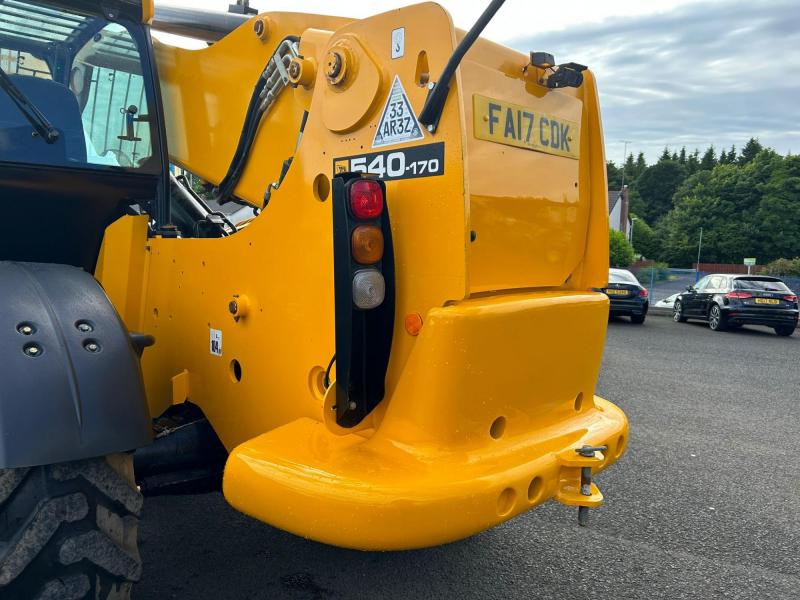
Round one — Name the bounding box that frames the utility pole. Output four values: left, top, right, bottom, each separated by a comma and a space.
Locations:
620, 140, 632, 188
695, 227, 703, 282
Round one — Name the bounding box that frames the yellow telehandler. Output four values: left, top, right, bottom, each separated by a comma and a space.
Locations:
0, 0, 627, 597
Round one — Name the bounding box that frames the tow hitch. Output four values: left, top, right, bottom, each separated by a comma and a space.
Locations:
555, 444, 609, 526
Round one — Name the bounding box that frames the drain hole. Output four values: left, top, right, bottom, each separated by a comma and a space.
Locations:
489, 416, 506, 439
230, 359, 242, 383
497, 487, 516, 516
527, 476, 543, 503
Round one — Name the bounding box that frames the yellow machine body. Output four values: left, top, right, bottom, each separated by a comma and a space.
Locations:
96, 2, 628, 550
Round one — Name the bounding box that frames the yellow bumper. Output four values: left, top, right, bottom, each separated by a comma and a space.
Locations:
223, 291, 628, 550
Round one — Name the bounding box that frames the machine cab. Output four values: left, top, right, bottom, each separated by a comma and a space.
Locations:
0, 0, 167, 271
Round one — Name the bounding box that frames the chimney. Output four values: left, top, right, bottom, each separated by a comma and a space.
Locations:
620, 185, 630, 235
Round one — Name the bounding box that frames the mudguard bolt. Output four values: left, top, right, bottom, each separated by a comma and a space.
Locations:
77, 322, 93, 333
23, 344, 41, 357
85, 342, 100, 353
17, 324, 34, 335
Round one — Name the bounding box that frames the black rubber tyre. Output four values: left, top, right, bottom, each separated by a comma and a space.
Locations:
775, 325, 795, 337
708, 304, 726, 331
0, 454, 142, 599
630, 314, 646, 324
673, 300, 687, 323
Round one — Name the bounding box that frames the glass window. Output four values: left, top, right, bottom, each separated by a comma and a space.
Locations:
694, 276, 711, 290
0, 1, 159, 172
708, 276, 724, 290
609, 269, 639, 284
734, 278, 791, 293
72, 24, 153, 168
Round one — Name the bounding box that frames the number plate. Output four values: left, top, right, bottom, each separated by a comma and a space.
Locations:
473, 94, 580, 159
605, 289, 629, 296
754, 298, 779, 305
333, 142, 444, 182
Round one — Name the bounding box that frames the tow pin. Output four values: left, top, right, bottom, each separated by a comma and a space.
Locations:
574, 444, 607, 526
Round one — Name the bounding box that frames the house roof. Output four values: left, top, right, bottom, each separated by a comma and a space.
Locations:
608, 190, 621, 214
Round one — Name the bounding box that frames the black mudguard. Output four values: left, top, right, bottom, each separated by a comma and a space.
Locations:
0, 262, 152, 468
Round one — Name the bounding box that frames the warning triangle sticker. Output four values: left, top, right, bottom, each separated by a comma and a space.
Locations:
372, 75, 425, 148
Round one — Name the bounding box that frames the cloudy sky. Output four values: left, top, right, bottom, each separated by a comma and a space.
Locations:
163, 0, 799, 164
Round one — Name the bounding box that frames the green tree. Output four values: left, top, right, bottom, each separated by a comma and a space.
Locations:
609, 229, 635, 267
678, 147, 687, 165
607, 161, 623, 189
635, 159, 687, 224
738, 137, 763, 165
686, 149, 700, 175
629, 214, 660, 259
658, 150, 783, 266
700, 146, 717, 170
756, 155, 800, 260
634, 152, 647, 179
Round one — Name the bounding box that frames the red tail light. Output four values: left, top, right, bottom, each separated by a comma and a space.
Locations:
349, 179, 384, 219
726, 291, 752, 299
784, 295, 798, 303
638, 288, 648, 298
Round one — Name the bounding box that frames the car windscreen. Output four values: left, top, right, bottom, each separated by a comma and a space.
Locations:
734, 278, 791, 292
609, 270, 640, 285
0, 1, 160, 173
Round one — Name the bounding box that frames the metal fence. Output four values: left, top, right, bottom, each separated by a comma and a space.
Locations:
628, 266, 800, 309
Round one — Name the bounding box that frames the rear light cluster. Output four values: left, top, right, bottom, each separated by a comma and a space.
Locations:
332, 174, 395, 428
348, 180, 387, 309
784, 294, 798, 303
726, 291, 752, 299
638, 288, 649, 298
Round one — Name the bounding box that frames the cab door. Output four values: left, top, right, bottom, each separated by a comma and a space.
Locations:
684, 276, 709, 315
698, 275, 724, 316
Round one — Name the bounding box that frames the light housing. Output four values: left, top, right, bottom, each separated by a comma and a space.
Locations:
351, 225, 384, 265
726, 291, 753, 299
352, 270, 386, 309
638, 288, 649, 298
331, 174, 395, 428
349, 179, 384, 220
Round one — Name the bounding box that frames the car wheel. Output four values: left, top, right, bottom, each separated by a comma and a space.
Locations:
774, 325, 795, 337
631, 314, 646, 324
673, 300, 687, 323
0, 453, 142, 599
708, 304, 726, 331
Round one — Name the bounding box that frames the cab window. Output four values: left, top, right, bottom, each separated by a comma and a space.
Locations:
0, 2, 159, 172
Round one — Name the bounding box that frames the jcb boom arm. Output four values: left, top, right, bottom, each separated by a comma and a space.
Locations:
99, 2, 627, 549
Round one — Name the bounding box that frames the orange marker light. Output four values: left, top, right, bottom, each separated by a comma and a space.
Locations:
404, 313, 423, 336
351, 225, 384, 264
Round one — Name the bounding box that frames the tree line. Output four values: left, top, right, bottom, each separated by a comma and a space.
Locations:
607, 138, 800, 269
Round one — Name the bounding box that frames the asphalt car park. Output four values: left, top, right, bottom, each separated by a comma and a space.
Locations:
134, 316, 799, 600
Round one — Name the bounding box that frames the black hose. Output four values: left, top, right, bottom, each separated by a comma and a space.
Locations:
418, 0, 506, 131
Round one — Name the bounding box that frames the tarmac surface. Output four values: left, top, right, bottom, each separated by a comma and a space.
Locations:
134, 316, 799, 599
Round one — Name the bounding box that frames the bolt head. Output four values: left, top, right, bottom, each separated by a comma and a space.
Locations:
427, 81, 435, 90
85, 342, 100, 353
77, 322, 93, 333
17, 324, 34, 335
228, 300, 238, 315
325, 52, 341, 77
288, 61, 300, 78
427, 124, 435, 133
23, 343, 41, 357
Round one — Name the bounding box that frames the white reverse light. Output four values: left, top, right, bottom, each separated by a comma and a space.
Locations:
352, 269, 385, 310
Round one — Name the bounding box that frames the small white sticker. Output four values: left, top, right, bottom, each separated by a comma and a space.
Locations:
391, 27, 405, 59
372, 75, 425, 148
210, 328, 222, 356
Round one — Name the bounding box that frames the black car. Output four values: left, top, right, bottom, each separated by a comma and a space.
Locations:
673, 274, 798, 336
602, 268, 649, 324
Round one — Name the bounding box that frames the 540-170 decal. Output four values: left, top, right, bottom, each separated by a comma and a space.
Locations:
333, 142, 444, 181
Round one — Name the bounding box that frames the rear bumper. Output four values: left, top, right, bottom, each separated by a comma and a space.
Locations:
223, 291, 628, 550
724, 307, 798, 327
610, 297, 648, 315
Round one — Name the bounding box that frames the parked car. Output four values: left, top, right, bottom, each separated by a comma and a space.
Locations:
673, 274, 798, 336
601, 268, 649, 324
